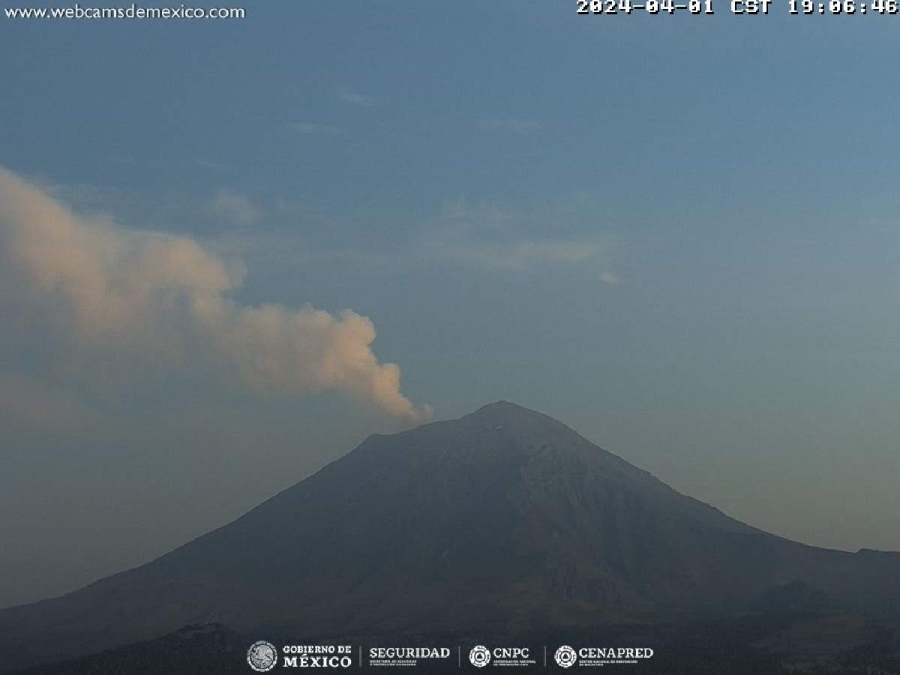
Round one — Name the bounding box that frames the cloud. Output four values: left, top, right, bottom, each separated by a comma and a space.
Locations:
437, 197, 511, 232
0, 166, 431, 423
337, 87, 377, 107
436, 237, 610, 272
210, 188, 260, 227
203, 197, 621, 283
292, 122, 341, 136
481, 118, 543, 135
0, 375, 114, 437
423, 199, 618, 275
599, 272, 621, 285
195, 158, 234, 172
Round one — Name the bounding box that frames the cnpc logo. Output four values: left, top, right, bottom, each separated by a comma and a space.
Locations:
493, 648, 530, 659
469, 645, 491, 668
469, 645, 532, 667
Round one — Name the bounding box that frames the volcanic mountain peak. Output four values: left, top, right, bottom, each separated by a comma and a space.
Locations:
356, 399, 593, 464
470, 399, 545, 418
465, 399, 568, 425
475, 399, 521, 411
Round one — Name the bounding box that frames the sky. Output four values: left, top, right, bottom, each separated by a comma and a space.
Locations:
2, 2, 900, 609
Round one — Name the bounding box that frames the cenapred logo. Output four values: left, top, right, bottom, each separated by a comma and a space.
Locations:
247, 640, 278, 672
469, 645, 491, 668
554, 645, 577, 669
554, 644, 654, 668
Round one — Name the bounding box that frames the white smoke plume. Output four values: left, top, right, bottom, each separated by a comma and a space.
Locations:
0, 167, 432, 423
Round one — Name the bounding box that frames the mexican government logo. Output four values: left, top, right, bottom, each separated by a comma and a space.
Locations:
247, 642, 353, 669
554, 644, 654, 668
247, 640, 278, 672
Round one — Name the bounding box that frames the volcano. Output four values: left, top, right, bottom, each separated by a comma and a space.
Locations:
3, 401, 900, 671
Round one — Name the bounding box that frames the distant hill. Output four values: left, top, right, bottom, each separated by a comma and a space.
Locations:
10, 623, 248, 675
3, 401, 900, 672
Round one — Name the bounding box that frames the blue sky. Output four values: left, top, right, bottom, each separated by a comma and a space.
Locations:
2, 2, 900, 608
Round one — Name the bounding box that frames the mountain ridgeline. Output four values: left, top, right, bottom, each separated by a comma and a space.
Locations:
2, 401, 900, 671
